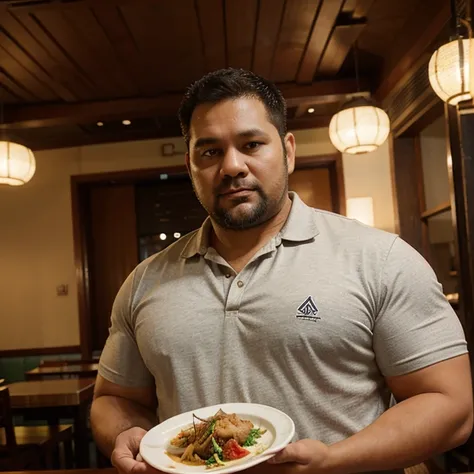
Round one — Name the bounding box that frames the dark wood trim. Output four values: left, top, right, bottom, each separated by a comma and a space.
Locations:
295, 153, 345, 215
421, 201, 451, 221
3, 79, 365, 129
71, 177, 92, 360
71, 165, 188, 185
391, 135, 428, 257
0, 346, 80, 358
446, 103, 474, 469
72, 165, 190, 358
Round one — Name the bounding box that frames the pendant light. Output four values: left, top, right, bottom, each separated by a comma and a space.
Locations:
329, 44, 391, 155
428, 0, 473, 105
0, 90, 36, 186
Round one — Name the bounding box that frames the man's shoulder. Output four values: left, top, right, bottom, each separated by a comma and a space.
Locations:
313, 208, 397, 241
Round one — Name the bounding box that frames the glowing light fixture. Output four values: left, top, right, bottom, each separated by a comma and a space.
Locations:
429, 0, 474, 105
346, 197, 374, 227
329, 98, 391, 155
329, 43, 390, 155
0, 140, 36, 186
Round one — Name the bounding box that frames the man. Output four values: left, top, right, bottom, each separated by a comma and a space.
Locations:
91, 68, 473, 474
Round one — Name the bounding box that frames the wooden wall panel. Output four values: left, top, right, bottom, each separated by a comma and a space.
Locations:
88, 184, 139, 351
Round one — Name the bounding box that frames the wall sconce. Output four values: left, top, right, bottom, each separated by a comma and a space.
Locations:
346, 197, 374, 227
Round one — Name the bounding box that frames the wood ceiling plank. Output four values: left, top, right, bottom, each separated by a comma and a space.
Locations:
61, 4, 138, 97
0, 26, 76, 101
271, 0, 322, 83
120, 0, 204, 92
225, 0, 258, 70
0, 44, 57, 101
0, 85, 21, 103
0, 10, 93, 101
10, 9, 100, 100
0, 69, 37, 102
252, 0, 285, 78
32, 8, 121, 97
91, 3, 155, 95
342, 0, 358, 13
353, 0, 376, 18
297, 0, 345, 84
317, 23, 365, 76
195, 0, 226, 71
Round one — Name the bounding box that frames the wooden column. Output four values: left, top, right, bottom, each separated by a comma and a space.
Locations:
390, 136, 429, 257
446, 104, 474, 336
446, 103, 474, 469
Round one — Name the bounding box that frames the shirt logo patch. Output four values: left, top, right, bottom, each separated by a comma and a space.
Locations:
296, 296, 320, 321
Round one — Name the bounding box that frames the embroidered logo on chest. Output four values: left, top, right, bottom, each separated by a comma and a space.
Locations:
296, 296, 321, 321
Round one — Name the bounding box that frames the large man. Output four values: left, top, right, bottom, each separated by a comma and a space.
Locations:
91, 69, 473, 474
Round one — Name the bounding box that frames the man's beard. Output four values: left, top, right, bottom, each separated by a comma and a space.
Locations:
212, 185, 270, 230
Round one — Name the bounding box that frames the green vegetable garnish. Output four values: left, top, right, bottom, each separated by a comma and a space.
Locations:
243, 428, 263, 447
206, 420, 216, 437
211, 437, 223, 456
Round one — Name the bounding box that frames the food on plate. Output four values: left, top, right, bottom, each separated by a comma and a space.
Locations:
167, 409, 267, 468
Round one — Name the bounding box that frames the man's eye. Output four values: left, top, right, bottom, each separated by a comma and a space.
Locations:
202, 149, 221, 157
245, 142, 263, 150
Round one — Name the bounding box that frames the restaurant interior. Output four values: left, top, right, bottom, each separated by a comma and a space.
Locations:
1, 0, 474, 473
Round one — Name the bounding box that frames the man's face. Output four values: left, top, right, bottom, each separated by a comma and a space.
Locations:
186, 97, 295, 230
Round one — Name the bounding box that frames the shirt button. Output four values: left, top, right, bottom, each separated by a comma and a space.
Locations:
237, 280, 244, 288
225, 273, 231, 279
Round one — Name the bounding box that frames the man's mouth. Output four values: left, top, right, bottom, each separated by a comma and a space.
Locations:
219, 188, 254, 197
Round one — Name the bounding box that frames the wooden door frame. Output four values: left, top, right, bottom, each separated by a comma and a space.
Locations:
71, 155, 345, 358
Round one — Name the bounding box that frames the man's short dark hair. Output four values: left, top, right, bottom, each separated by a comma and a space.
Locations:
178, 68, 287, 145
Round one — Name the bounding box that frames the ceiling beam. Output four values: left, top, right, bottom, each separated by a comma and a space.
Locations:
2, 79, 368, 129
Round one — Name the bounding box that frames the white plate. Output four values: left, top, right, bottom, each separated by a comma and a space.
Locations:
139, 403, 295, 474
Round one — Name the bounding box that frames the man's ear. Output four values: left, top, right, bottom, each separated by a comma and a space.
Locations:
285, 133, 296, 175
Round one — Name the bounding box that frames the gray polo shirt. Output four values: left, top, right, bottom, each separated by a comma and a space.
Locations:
99, 192, 467, 447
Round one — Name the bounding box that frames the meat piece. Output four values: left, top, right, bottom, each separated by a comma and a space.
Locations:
214, 414, 253, 445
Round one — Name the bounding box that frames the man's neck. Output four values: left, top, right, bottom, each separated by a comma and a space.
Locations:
210, 196, 293, 273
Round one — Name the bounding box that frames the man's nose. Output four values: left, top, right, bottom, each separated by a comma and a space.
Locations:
219, 148, 249, 179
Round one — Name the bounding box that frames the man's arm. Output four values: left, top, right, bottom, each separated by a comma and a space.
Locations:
91, 374, 158, 457
270, 354, 473, 474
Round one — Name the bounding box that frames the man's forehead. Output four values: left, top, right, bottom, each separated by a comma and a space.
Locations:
189, 98, 271, 139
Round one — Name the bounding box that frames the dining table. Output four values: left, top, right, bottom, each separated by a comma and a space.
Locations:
7, 378, 96, 468
25, 363, 99, 381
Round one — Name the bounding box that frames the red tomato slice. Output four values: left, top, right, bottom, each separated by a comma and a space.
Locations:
222, 439, 250, 461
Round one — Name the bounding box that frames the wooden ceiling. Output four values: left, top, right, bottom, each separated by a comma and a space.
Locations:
0, 0, 450, 150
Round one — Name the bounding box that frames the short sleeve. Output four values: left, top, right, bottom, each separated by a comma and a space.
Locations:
373, 237, 467, 377
98, 269, 154, 387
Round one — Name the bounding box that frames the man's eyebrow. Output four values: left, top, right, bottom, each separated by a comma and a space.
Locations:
237, 128, 269, 138
193, 137, 220, 149
192, 129, 269, 149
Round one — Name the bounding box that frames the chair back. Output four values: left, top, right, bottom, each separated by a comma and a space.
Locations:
0, 387, 16, 448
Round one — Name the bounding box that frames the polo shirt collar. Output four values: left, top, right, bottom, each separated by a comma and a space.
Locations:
180, 192, 319, 259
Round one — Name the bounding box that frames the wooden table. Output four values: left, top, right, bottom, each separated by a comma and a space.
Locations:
8, 378, 95, 468
25, 363, 99, 381
3, 470, 116, 474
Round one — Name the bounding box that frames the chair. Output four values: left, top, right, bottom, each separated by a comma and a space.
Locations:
0, 386, 74, 470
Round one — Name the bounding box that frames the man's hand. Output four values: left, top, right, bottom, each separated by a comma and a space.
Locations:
247, 440, 332, 474
111, 427, 160, 474
269, 439, 330, 466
